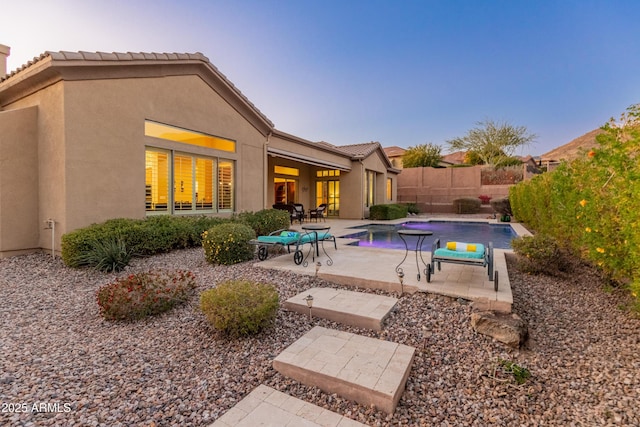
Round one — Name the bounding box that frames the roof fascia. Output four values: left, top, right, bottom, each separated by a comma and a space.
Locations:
271, 128, 352, 158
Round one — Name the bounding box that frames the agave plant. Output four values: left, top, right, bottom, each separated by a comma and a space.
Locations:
77, 236, 133, 272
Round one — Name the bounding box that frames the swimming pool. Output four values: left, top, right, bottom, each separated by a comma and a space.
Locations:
339, 221, 517, 250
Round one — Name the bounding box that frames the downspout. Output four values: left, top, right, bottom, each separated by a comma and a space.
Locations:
264, 131, 272, 209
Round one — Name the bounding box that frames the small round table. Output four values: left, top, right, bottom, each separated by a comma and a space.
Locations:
396, 229, 433, 281
301, 224, 333, 267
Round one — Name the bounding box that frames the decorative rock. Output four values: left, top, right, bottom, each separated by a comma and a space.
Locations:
470, 311, 528, 348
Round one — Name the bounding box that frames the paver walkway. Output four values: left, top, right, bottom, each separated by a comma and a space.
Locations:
284, 287, 398, 330
209, 384, 368, 427
273, 326, 415, 414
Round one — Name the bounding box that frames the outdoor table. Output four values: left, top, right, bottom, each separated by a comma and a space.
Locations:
301, 224, 333, 267
396, 229, 433, 281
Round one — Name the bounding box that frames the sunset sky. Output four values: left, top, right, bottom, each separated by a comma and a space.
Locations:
2, 0, 639, 155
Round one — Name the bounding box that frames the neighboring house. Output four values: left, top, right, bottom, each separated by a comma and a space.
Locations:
440, 151, 466, 166
383, 146, 405, 168
0, 46, 399, 257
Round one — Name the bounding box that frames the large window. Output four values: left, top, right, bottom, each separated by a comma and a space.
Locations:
365, 170, 376, 207
145, 120, 236, 152
146, 148, 234, 214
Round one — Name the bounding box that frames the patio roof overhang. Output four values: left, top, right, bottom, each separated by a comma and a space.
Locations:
267, 147, 352, 171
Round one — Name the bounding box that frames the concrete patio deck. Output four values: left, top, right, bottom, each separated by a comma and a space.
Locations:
255, 217, 528, 313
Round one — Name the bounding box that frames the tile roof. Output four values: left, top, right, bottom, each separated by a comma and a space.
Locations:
338, 141, 382, 158
0, 50, 274, 128
441, 150, 466, 164
1, 50, 209, 82
383, 146, 406, 157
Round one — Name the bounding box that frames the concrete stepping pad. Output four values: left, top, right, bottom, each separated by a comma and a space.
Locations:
284, 287, 398, 330
273, 326, 415, 414
210, 384, 368, 427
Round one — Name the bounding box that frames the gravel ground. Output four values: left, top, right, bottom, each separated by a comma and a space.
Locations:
1, 248, 639, 427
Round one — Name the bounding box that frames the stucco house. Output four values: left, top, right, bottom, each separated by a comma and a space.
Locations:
0, 45, 399, 257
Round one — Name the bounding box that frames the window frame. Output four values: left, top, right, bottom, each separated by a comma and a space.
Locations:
145, 147, 235, 215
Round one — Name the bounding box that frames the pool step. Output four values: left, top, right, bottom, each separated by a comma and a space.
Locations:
273, 326, 415, 414
284, 287, 398, 330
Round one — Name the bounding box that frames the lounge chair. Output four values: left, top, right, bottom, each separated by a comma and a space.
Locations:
428, 239, 498, 291
250, 229, 304, 263
250, 228, 337, 266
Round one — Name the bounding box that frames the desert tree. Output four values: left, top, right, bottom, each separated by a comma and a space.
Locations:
401, 143, 443, 168
447, 119, 536, 167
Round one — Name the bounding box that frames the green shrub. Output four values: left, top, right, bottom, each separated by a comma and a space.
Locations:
237, 209, 290, 237
183, 216, 231, 246
202, 222, 256, 265
509, 104, 640, 307
453, 197, 481, 214
369, 204, 408, 220
76, 236, 133, 272
62, 215, 235, 268
490, 197, 512, 216
511, 234, 569, 275
61, 218, 144, 267
96, 270, 197, 321
199, 280, 279, 337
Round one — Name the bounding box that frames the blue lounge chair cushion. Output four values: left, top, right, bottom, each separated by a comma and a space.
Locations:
257, 232, 300, 245
300, 232, 332, 244
434, 243, 485, 260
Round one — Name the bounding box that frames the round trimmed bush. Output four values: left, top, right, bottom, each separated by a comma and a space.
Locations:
511, 234, 569, 276
96, 270, 197, 321
199, 280, 279, 337
202, 222, 256, 265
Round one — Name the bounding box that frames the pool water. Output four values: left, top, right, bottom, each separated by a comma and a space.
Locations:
339, 221, 517, 250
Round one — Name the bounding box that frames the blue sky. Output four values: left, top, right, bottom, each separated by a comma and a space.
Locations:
2, 0, 639, 155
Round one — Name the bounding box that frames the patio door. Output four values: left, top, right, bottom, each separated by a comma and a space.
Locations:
274, 178, 296, 204
315, 180, 339, 216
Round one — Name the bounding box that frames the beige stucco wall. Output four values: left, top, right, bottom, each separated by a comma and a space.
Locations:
0, 106, 40, 256
0, 71, 269, 255
0, 81, 67, 254
62, 75, 267, 235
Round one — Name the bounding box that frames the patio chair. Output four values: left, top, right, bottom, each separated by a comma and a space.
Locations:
292, 203, 305, 224
308, 204, 327, 222
428, 239, 498, 291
